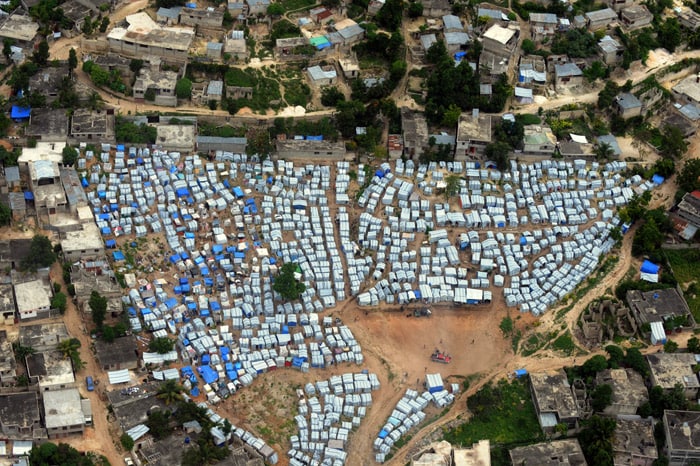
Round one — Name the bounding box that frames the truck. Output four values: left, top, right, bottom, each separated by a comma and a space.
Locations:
431, 350, 451, 364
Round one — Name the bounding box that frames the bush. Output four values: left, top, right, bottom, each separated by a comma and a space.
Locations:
120, 433, 134, 451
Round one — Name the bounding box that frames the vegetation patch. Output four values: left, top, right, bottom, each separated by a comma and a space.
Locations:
519, 332, 547, 357
665, 249, 700, 322
550, 332, 576, 356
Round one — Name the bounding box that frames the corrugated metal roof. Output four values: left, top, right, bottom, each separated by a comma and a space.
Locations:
143, 351, 178, 364
197, 135, 247, 144
108, 369, 131, 384
33, 160, 56, 179
555, 63, 582, 77
4, 166, 19, 182
126, 424, 149, 441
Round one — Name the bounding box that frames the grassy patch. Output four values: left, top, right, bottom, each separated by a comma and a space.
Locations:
277, 0, 315, 11
443, 378, 542, 446
519, 332, 547, 357
665, 249, 700, 322
554, 256, 619, 323
550, 332, 576, 355
282, 79, 310, 107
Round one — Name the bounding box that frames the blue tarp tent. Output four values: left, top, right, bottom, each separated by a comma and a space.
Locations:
640, 260, 660, 274
378, 430, 389, 439
652, 174, 665, 185
105, 239, 117, 248
112, 251, 125, 261
197, 365, 218, 384
24, 191, 34, 200
306, 135, 323, 140
232, 187, 244, 198
176, 188, 190, 197
514, 369, 528, 378
201, 354, 210, 365
164, 298, 178, 310
10, 106, 30, 120
520, 236, 527, 245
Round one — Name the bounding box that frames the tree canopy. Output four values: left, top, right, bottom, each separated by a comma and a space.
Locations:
273, 262, 306, 301
21, 235, 56, 271
175, 78, 192, 99
62, 146, 78, 166
149, 337, 175, 354
89, 291, 108, 328
678, 159, 700, 194
0, 201, 10, 226
30, 443, 97, 466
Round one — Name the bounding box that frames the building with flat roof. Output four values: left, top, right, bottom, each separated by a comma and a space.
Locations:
13, 279, 51, 321
529, 370, 581, 432
647, 353, 700, 399
677, 7, 700, 30
26, 351, 75, 391
338, 56, 360, 79
626, 288, 695, 327
196, 136, 247, 154
613, 418, 657, 466
133, 66, 178, 107
0, 331, 17, 384
510, 439, 587, 465
95, 336, 139, 371
595, 368, 648, 415
664, 410, 700, 466
179, 7, 224, 28
412, 439, 491, 466
0, 14, 39, 45
585, 7, 618, 30
402, 108, 429, 159
673, 75, 700, 106
107, 12, 194, 63
522, 125, 556, 155
70, 109, 115, 143
28, 66, 70, 105
615, 92, 643, 119
19, 322, 70, 352
156, 124, 196, 153
0, 286, 16, 328
26, 109, 70, 142
61, 222, 105, 262
42, 388, 85, 438
17, 142, 66, 167
275, 138, 346, 159
620, 5, 653, 31
108, 382, 168, 431
0, 392, 43, 440
456, 110, 492, 160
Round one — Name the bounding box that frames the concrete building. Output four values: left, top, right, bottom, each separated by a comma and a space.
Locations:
412, 439, 491, 466
70, 109, 115, 143
0, 331, 16, 383
663, 410, 700, 466
338, 56, 360, 79
179, 7, 224, 28
0, 392, 43, 440
28, 66, 70, 105
107, 13, 195, 64
647, 353, 700, 399
608, 0, 635, 12
620, 5, 653, 31
95, 336, 139, 371
0, 286, 16, 327
401, 108, 429, 159
156, 6, 181, 25
133, 65, 178, 107
677, 8, 700, 30
107, 382, 168, 431
156, 124, 196, 153
196, 136, 247, 154
598, 35, 624, 65
26, 351, 75, 391
595, 368, 648, 415
614, 92, 643, 118
246, 0, 270, 15
14, 279, 51, 321
455, 110, 492, 159
61, 222, 105, 262
677, 191, 700, 230
626, 288, 695, 327
26, 109, 70, 142
554, 63, 584, 91
585, 8, 618, 30
307, 65, 337, 86
613, 418, 657, 466
43, 388, 86, 438
529, 13, 558, 40
29, 159, 66, 216
206, 41, 223, 59
93, 54, 136, 82
522, 125, 556, 155
225, 30, 248, 60
275, 139, 346, 159
19, 322, 70, 352
0, 14, 39, 47
529, 370, 581, 432
510, 439, 587, 466
672, 75, 700, 106
480, 24, 519, 75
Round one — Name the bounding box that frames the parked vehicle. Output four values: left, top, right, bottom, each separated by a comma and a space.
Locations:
86, 376, 95, 392
430, 350, 451, 364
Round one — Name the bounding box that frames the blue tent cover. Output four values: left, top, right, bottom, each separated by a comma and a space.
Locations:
640, 260, 660, 274
514, 369, 528, 378
10, 106, 30, 119
652, 174, 665, 185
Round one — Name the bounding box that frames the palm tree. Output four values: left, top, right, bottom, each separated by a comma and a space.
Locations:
57, 338, 81, 359
595, 142, 615, 161
156, 379, 185, 406
12, 342, 35, 361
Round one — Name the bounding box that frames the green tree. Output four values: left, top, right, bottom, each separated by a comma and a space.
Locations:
632, 217, 663, 256
598, 81, 620, 109
57, 338, 81, 359
120, 433, 135, 451
144, 88, 156, 101
484, 141, 510, 171
658, 18, 681, 52
149, 337, 174, 354
444, 174, 461, 199
22, 235, 56, 271
30, 443, 96, 466
51, 292, 67, 314
82, 16, 93, 35
660, 125, 688, 159
579, 415, 616, 466
441, 103, 462, 128
583, 61, 608, 82
590, 383, 613, 412
273, 262, 306, 301
321, 86, 345, 107
624, 347, 649, 376
129, 58, 144, 74
156, 379, 185, 405
62, 146, 78, 166
267, 3, 284, 15
687, 336, 700, 354
678, 159, 700, 193
0, 201, 10, 226
499, 316, 514, 336
32, 40, 49, 66
521, 38, 536, 54
663, 339, 679, 353
68, 48, 78, 71
12, 342, 36, 361
102, 325, 116, 343
407, 0, 423, 18
246, 128, 272, 160
580, 354, 609, 380
595, 142, 615, 161
175, 77, 192, 99
146, 410, 171, 439
389, 59, 407, 84
605, 345, 625, 367
89, 291, 107, 328
376, 0, 403, 31
99, 16, 109, 33
2, 39, 13, 62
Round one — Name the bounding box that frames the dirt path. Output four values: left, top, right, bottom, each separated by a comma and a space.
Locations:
48, 262, 125, 466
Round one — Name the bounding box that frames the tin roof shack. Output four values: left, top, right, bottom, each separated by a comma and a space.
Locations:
598, 35, 624, 65
70, 109, 115, 143
663, 410, 700, 466
61, 222, 105, 262
554, 63, 583, 91
26, 351, 75, 391
107, 13, 194, 64
275, 138, 346, 159
107, 382, 167, 431
0, 14, 39, 48
205, 80, 224, 102
677, 191, 700, 230
626, 288, 695, 328
402, 108, 429, 159
19, 322, 70, 352
529, 13, 558, 40
196, 135, 247, 154
480, 24, 519, 75
518, 55, 547, 86
42, 388, 86, 438
442, 14, 464, 33
0, 331, 17, 383
595, 368, 648, 415
156, 6, 181, 25
672, 75, 700, 106
585, 8, 618, 31
26, 109, 70, 142
95, 336, 139, 371
677, 7, 700, 30
529, 370, 581, 432
333, 19, 366, 46
647, 353, 700, 399
179, 7, 224, 28
0, 286, 16, 327
28, 66, 70, 105
156, 124, 196, 153
522, 125, 556, 156
455, 110, 492, 160
620, 5, 652, 31
206, 41, 223, 59
13, 279, 52, 321
0, 392, 43, 440
387, 134, 403, 158
133, 64, 178, 107
614, 92, 643, 118
612, 418, 657, 466
307, 65, 337, 86
510, 439, 587, 466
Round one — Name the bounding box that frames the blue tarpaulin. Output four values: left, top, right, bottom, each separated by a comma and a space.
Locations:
306, 135, 323, 140
10, 106, 30, 119
105, 239, 117, 248
378, 430, 389, 439
112, 251, 125, 261
641, 260, 660, 274
232, 187, 244, 198
24, 191, 34, 200
164, 298, 178, 309
652, 174, 665, 185
198, 365, 218, 384
514, 369, 528, 378
176, 188, 190, 197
